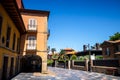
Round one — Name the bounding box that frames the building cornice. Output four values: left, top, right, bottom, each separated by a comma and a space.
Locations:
1, 0, 26, 34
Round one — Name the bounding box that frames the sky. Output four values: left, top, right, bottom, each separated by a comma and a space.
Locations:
23, 0, 120, 52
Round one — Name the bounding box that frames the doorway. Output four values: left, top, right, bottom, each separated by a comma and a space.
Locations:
9, 57, 14, 78
22, 54, 42, 72
2, 56, 8, 80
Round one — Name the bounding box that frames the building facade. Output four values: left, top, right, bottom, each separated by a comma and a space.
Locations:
0, 0, 50, 79
20, 9, 49, 73
76, 44, 102, 57
101, 40, 120, 64
0, 0, 25, 80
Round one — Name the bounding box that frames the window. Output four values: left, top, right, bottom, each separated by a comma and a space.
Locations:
6, 26, 11, 48
12, 33, 16, 50
27, 36, 36, 50
17, 38, 20, 52
0, 16, 3, 38
28, 19, 37, 30
118, 45, 120, 52
115, 45, 120, 52
28, 36, 36, 44
105, 48, 110, 56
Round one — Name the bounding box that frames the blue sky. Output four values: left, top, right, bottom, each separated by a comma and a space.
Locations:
23, 0, 120, 52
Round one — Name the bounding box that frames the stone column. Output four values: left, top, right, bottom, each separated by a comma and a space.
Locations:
55, 60, 57, 67
42, 61, 47, 73
85, 59, 89, 71
71, 60, 74, 68
68, 60, 71, 70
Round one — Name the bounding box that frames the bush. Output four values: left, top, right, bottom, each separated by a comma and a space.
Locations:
70, 55, 77, 60
58, 55, 69, 62
52, 54, 59, 59
63, 55, 69, 61
47, 59, 53, 66
95, 56, 103, 60
77, 55, 89, 61
79, 56, 85, 61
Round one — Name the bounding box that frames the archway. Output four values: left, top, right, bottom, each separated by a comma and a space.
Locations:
21, 54, 42, 72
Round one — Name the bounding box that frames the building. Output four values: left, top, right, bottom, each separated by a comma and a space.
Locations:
20, 9, 50, 73
0, 0, 50, 79
76, 50, 102, 56
76, 44, 102, 57
101, 40, 120, 64
62, 48, 76, 58
0, 0, 25, 79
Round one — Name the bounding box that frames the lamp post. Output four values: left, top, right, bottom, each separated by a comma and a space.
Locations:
88, 44, 92, 72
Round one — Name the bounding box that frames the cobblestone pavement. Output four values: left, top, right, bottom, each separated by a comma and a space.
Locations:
12, 67, 120, 80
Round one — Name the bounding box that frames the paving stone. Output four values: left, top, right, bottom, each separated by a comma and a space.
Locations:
12, 67, 120, 80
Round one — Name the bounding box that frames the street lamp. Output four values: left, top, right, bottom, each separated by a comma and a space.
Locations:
88, 44, 92, 72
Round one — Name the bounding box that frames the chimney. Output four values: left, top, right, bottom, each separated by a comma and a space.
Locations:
83, 45, 87, 51
96, 43, 99, 50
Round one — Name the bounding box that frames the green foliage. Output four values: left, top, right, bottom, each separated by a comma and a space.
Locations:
79, 56, 85, 61
52, 54, 59, 59
51, 48, 56, 54
78, 55, 89, 61
109, 32, 120, 41
59, 49, 66, 55
58, 54, 69, 62
63, 55, 69, 61
58, 55, 64, 61
70, 55, 77, 60
47, 59, 53, 65
95, 55, 103, 60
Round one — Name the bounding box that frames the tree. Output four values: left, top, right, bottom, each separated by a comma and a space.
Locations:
59, 49, 65, 55
52, 54, 59, 59
51, 48, 56, 55
109, 32, 120, 41
58, 49, 70, 61
58, 49, 65, 60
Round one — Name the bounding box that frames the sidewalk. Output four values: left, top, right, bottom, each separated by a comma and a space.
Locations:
12, 67, 120, 80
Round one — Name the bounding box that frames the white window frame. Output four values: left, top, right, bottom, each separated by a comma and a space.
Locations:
28, 18, 37, 30
106, 48, 110, 56
27, 36, 36, 50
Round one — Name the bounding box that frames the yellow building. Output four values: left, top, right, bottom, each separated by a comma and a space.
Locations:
0, 0, 25, 80
0, 0, 50, 79
20, 9, 50, 73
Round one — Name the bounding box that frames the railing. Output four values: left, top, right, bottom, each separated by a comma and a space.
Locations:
26, 44, 36, 50
92, 59, 119, 67
27, 25, 37, 31
47, 29, 50, 38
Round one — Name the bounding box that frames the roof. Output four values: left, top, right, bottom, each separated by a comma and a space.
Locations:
101, 40, 120, 47
66, 51, 76, 55
16, 0, 24, 9
1, 0, 26, 34
20, 9, 50, 17
63, 48, 74, 51
105, 40, 120, 43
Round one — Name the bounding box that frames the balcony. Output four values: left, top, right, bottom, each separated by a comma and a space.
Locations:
47, 29, 50, 39
26, 44, 36, 51
27, 25, 37, 33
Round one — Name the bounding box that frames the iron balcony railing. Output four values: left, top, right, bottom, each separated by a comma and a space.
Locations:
26, 44, 36, 50
47, 29, 50, 38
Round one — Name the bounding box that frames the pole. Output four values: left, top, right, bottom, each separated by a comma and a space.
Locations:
88, 44, 92, 72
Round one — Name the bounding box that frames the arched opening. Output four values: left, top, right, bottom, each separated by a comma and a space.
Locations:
21, 54, 42, 72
